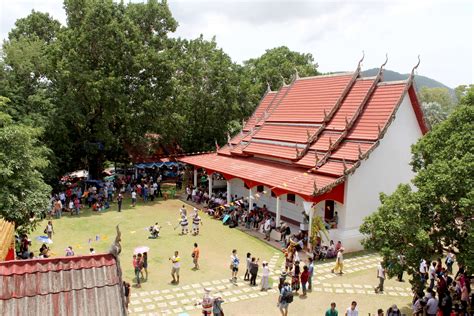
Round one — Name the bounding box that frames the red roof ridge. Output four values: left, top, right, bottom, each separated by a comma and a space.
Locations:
377, 79, 408, 86
296, 72, 354, 81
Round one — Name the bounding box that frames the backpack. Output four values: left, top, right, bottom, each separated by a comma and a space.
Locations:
282, 287, 293, 303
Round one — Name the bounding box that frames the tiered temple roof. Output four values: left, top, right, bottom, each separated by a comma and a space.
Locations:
180, 57, 428, 203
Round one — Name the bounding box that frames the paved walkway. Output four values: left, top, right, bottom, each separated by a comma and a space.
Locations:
129, 253, 412, 316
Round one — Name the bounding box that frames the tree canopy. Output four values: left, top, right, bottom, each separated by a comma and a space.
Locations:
0, 97, 51, 233
360, 86, 474, 285
418, 87, 457, 127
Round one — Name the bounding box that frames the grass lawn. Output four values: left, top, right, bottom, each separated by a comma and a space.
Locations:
30, 197, 416, 315
31, 197, 278, 292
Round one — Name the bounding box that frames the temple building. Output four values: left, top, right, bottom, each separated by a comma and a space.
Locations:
180, 56, 428, 250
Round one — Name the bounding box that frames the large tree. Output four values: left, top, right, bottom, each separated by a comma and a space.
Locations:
419, 87, 457, 127
360, 86, 474, 285
167, 36, 241, 151
50, 0, 177, 178
0, 97, 51, 233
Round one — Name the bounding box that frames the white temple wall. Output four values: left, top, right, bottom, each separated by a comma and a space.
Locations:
340, 93, 423, 250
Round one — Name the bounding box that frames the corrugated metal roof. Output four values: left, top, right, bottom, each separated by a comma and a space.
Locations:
267, 74, 354, 123
347, 83, 406, 141
252, 124, 318, 143
0, 254, 126, 316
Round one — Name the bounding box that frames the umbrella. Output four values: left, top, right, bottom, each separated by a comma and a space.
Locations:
36, 236, 53, 244
134, 246, 150, 254
222, 214, 230, 224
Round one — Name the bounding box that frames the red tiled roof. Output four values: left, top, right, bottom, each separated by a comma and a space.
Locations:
243, 142, 299, 160
309, 131, 342, 151
267, 74, 354, 123
326, 79, 375, 131
252, 124, 319, 143
330, 141, 375, 161
315, 160, 354, 177
243, 91, 277, 131
0, 254, 126, 315
182, 61, 427, 201
180, 153, 339, 199
347, 83, 406, 141
294, 150, 320, 168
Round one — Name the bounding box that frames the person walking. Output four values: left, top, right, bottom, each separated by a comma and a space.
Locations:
123, 281, 131, 311
300, 265, 310, 296
230, 249, 240, 283
212, 296, 224, 316
308, 257, 314, 291
192, 213, 203, 236
249, 257, 259, 286
261, 261, 270, 291
131, 190, 137, 207
45, 221, 54, 240
345, 301, 358, 316
133, 254, 142, 288
326, 302, 338, 316
192, 243, 200, 270
331, 248, 344, 275
278, 281, 293, 316
291, 261, 300, 294
375, 261, 386, 293
244, 252, 251, 281
170, 251, 181, 284
196, 288, 214, 316
142, 252, 148, 280
428, 261, 436, 290
117, 192, 123, 212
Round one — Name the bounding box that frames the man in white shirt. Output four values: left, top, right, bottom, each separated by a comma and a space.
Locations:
419, 259, 428, 286
345, 301, 358, 316
428, 261, 436, 290
131, 191, 137, 207
230, 249, 240, 283
426, 293, 438, 316
374, 262, 386, 293
263, 218, 271, 241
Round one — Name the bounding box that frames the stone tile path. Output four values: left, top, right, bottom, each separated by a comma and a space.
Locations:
129, 253, 412, 316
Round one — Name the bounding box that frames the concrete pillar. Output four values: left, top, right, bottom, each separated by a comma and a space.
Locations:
226, 181, 231, 203
276, 196, 281, 225
193, 168, 198, 187
208, 174, 213, 197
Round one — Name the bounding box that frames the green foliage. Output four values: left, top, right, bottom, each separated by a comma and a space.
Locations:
167, 36, 241, 151
51, 0, 177, 178
8, 10, 61, 43
0, 97, 51, 233
419, 87, 457, 127
360, 86, 474, 282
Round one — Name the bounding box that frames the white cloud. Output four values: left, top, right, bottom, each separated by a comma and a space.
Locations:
1, 0, 472, 87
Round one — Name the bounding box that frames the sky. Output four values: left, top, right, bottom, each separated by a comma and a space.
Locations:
1, 0, 472, 88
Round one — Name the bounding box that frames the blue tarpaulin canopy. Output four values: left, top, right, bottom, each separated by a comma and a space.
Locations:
135, 162, 180, 169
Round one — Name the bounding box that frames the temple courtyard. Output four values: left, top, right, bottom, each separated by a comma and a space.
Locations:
31, 198, 415, 315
